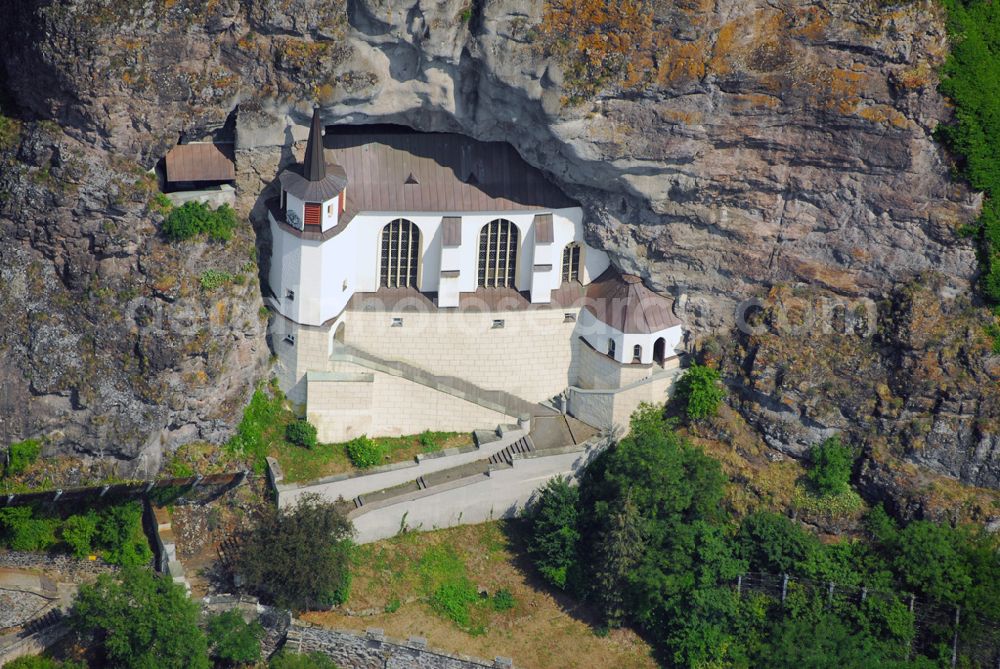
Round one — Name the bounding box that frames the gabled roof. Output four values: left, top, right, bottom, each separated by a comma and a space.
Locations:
585, 270, 681, 334
165, 143, 235, 183
324, 127, 577, 213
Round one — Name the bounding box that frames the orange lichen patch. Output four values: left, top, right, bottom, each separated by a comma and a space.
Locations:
707, 10, 787, 76
791, 6, 831, 41
894, 63, 936, 91
539, 0, 656, 97
658, 108, 704, 125
858, 104, 910, 130
655, 37, 708, 86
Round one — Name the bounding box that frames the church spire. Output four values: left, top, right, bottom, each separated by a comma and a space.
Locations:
303, 107, 326, 182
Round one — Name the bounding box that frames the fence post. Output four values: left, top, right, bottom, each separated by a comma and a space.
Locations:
951, 606, 960, 669
907, 595, 915, 660
5, 494, 12, 505
781, 574, 788, 604
99, 485, 110, 498
52, 489, 63, 503
736, 575, 742, 598
861, 586, 867, 603
827, 582, 834, 607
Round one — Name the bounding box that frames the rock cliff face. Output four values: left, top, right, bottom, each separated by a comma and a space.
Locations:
0, 0, 995, 491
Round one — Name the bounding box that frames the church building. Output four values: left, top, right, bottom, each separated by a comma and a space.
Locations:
267, 109, 685, 442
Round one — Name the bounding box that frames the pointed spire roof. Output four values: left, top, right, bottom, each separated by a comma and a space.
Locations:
278, 107, 348, 202
303, 107, 326, 182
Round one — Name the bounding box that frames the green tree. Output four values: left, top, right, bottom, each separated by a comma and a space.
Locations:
206, 609, 263, 666
937, 0, 1000, 303
525, 475, 579, 589
736, 511, 818, 574
806, 436, 854, 496
69, 568, 209, 669
892, 521, 973, 604
269, 650, 340, 669
757, 612, 878, 669
674, 364, 725, 421
232, 494, 354, 611
96, 502, 153, 567
591, 496, 645, 627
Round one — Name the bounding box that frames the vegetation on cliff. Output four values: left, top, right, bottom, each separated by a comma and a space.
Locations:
525, 406, 1000, 667
0, 500, 152, 566
938, 0, 1000, 303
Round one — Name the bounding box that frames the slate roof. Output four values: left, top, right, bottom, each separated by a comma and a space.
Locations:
584, 270, 681, 334
323, 128, 577, 213
165, 143, 235, 183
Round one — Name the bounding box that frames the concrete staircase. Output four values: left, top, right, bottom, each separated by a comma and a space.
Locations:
487, 435, 535, 466
330, 343, 558, 420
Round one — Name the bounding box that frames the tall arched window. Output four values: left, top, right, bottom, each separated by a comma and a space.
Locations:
608, 339, 616, 359
561, 243, 581, 283
380, 219, 421, 288
478, 219, 519, 288
632, 344, 642, 362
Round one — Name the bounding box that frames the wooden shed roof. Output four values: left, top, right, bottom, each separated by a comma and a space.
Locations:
165, 143, 235, 183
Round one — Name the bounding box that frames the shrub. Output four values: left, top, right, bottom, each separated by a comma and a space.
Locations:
806, 436, 854, 497
0, 506, 59, 552
95, 502, 153, 567
206, 609, 263, 666
70, 568, 210, 669
491, 588, 516, 611
286, 420, 318, 449
674, 363, 726, 420
5, 657, 85, 669
61, 511, 100, 558
161, 201, 237, 242
5, 438, 41, 476
345, 436, 381, 468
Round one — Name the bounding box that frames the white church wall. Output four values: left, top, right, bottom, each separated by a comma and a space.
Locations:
340, 308, 581, 403
320, 192, 340, 231
285, 192, 305, 230
305, 358, 512, 443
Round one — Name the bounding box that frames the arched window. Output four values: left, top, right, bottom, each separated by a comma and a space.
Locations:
608, 339, 616, 359
633, 344, 642, 362
380, 219, 420, 288
478, 219, 519, 288
561, 243, 581, 283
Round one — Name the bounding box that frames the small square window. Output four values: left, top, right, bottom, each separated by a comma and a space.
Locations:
492, 319, 505, 329
391, 317, 403, 327
563, 312, 576, 323
285, 289, 295, 301
283, 334, 295, 345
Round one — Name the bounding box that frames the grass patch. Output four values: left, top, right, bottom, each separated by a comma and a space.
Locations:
199, 269, 235, 291
275, 431, 468, 483
222, 383, 468, 482
303, 522, 657, 669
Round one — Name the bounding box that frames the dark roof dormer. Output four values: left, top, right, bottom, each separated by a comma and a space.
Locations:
279, 107, 348, 202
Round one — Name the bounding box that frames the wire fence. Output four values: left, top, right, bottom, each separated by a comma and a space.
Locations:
732, 573, 1000, 668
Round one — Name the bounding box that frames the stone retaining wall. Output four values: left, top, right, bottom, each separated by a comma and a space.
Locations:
287, 624, 512, 669
0, 551, 118, 579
